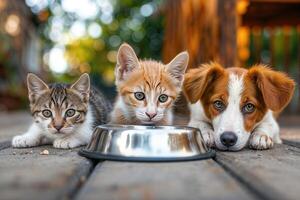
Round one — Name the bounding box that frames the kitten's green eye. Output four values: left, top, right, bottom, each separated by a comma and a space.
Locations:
213, 100, 225, 112
134, 92, 145, 101
158, 94, 168, 103
66, 109, 76, 117
42, 109, 52, 118
242, 103, 255, 114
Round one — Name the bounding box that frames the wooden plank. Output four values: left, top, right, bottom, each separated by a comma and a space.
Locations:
0, 111, 31, 128
75, 160, 256, 200
0, 124, 33, 142
280, 127, 300, 147
214, 144, 300, 200
0, 145, 93, 200
0, 140, 11, 150
0, 111, 32, 141
283, 140, 300, 148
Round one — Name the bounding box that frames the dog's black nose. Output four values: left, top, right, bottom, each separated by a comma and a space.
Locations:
220, 132, 237, 147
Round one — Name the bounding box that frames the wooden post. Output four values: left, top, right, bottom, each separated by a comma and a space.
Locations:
217, 0, 238, 67
297, 26, 300, 113
163, 0, 239, 68
162, 0, 219, 69
162, 0, 239, 115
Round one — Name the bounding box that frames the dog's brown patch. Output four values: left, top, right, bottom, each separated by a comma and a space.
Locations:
184, 63, 295, 134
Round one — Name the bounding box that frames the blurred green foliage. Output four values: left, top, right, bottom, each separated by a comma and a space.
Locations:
248, 27, 299, 79
31, 0, 164, 97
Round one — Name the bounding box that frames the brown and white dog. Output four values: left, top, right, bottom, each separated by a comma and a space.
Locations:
183, 63, 295, 151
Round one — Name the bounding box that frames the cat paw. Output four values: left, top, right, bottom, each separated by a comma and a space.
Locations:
12, 134, 40, 148
249, 132, 273, 150
201, 128, 215, 148
53, 138, 84, 149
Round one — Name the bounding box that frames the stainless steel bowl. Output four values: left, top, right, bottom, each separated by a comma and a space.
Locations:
79, 125, 215, 162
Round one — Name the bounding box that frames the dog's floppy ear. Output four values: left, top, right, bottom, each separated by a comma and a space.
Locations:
183, 62, 224, 103
247, 65, 295, 111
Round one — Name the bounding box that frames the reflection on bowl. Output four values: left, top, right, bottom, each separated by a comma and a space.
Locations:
79, 125, 215, 162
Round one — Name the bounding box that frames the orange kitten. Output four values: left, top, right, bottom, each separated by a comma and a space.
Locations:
110, 43, 189, 125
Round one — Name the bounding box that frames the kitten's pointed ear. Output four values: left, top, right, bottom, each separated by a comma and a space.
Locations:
116, 43, 140, 83
166, 51, 189, 86
71, 73, 90, 101
27, 73, 49, 102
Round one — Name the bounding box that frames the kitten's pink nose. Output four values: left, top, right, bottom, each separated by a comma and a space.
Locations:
146, 112, 157, 119
54, 125, 63, 131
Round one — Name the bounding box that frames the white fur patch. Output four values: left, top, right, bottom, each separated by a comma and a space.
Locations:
188, 102, 209, 124
212, 73, 250, 150
249, 110, 281, 149
12, 105, 94, 149
188, 102, 215, 147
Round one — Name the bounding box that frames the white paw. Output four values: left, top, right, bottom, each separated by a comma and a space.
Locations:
249, 132, 273, 150
12, 134, 40, 148
53, 138, 84, 149
200, 128, 215, 148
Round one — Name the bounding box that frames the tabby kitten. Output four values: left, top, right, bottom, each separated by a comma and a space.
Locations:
12, 73, 111, 149
110, 43, 189, 125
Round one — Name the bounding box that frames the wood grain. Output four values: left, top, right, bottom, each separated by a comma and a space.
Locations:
215, 144, 300, 200
0, 146, 93, 200
0, 112, 32, 141
76, 160, 255, 200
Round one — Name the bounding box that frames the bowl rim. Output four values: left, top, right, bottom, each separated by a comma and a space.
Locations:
96, 124, 201, 131
78, 148, 216, 162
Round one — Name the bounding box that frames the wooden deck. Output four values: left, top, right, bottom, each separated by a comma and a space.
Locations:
0, 112, 300, 200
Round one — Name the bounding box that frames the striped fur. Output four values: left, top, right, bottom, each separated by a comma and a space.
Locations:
12, 73, 111, 149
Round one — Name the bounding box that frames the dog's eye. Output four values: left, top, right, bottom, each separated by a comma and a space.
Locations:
213, 100, 225, 112
42, 109, 52, 118
66, 109, 76, 117
158, 94, 168, 103
134, 92, 145, 101
242, 103, 255, 114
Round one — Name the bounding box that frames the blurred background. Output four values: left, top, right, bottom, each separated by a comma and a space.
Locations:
0, 0, 299, 115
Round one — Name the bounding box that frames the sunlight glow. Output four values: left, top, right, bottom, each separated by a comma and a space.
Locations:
140, 3, 153, 17
25, 0, 49, 13
100, 13, 113, 24
49, 47, 68, 74
88, 23, 102, 38
5, 14, 20, 36
0, 0, 7, 11
49, 17, 64, 42
70, 21, 86, 38
62, 0, 98, 19
25, 0, 117, 74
